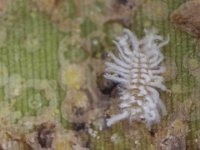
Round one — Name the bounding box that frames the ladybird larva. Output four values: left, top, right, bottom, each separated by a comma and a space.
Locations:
104, 28, 169, 129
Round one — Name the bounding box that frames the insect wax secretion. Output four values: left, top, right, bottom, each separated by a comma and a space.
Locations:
104, 28, 169, 129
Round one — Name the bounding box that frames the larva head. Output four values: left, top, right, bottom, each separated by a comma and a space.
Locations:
139, 29, 169, 58
117, 29, 168, 55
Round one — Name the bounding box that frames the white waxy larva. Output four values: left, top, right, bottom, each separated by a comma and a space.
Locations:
104, 28, 169, 129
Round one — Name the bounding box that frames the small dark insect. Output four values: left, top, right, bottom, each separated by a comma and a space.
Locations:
96, 73, 118, 96
37, 123, 55, 148
74, 107, 85, 116
117, 0, 128, 5
149, 128, 156, 137
72, 123, 86, 131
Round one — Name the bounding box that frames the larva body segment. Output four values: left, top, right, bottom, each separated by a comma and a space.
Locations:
104, 29, 169, 129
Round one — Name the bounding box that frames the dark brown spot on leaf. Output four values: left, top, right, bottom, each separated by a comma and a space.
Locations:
105, 0, 141, 27
37, 123, 55, 148
171, 1, 200, 38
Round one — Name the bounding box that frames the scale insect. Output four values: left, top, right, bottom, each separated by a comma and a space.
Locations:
104, 28, 169, 129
